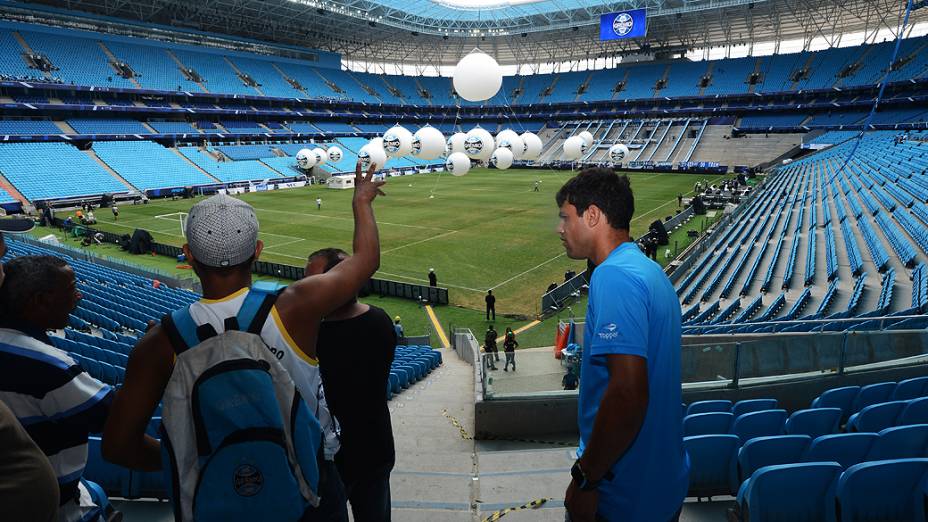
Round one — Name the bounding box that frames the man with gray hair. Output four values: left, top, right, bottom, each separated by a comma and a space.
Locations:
104, 162, 386, 520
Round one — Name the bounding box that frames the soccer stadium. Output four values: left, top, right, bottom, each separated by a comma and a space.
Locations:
0, 0, 927, 519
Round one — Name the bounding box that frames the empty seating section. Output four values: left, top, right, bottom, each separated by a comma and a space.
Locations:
103, 41, 196, 92
172, 50, 254, 95
0, 142, 129, 200
544, 71, 588, 103
147, 121, 199, 134
217, 144, 275, 160
178, 147, 281, 183
685, 383, 928, 519
756, 52, 809, 93
314, 68, 378, 103
21, 30, 136, 89
221, 120, 267, 134
312, 122, 354, 133
93, 141, 215, 190
703, 57, 754, 96
0, 30, 36, 77
678, 131, 927, 334
0, 119, 61, 134
617, 62, 666, 100
230, 56, 303, 98
68, 118, 150, 135
739, 113, 807, 128
660, 60, 707, 98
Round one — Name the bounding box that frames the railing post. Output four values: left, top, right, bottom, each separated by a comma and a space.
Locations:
838, 332, 848, 375
729, 342, 741, 389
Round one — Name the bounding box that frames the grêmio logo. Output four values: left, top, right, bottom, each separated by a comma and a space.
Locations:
613, 12, 634, 37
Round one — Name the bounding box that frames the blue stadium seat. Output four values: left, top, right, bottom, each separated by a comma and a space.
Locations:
785, 408, 842, 439
684, 412, 734, 437
868, 424, 928, 460
899, 397, 928, 426
803, 433, 879, 468
737, 435, 811, 484
731, 410, 787, 443
812, 386, 860, 422
732, 399, 779, 418
686, 400, 733, 416
738, 462, 841, 522
683, 434, 739, 498
851, 382, 896, 414
847, 401, 907, 432
836, 459, 928, 522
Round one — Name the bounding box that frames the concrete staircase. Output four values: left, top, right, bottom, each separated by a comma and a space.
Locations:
166, 50, 208, 93
688, 126, 804, 168
83, 148, 138, 192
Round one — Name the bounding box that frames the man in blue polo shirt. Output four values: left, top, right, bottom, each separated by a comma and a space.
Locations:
556, 168, 688, 522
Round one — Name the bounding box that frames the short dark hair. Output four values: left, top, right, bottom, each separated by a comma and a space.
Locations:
193, 256, 254, 277
0, 256, 69, 316
308, 248, 348, 273
556, 168, 634, 230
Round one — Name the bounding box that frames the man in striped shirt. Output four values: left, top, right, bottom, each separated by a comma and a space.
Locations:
0, 255, 129, 522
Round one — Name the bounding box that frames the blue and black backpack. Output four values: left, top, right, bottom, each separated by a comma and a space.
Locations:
160, 289, 323, 521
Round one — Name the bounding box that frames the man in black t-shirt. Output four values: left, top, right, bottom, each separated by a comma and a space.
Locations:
307, 248, 396, 522
428, 268, 437, 287
485, 289, 496, 321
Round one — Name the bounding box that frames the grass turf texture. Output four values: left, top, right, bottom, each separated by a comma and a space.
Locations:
77, 167, 729, 320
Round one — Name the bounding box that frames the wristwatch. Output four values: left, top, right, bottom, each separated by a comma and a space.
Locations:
570, 459, 614, 491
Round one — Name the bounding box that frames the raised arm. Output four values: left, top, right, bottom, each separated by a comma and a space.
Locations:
275, 161, 385, 350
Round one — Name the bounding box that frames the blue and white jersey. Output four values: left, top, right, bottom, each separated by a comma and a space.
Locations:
0, 328, 113, 522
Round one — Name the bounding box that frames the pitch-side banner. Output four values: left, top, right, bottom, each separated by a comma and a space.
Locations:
600, 9, 647, 40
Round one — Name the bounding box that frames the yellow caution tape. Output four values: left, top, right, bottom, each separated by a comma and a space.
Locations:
482, 498, 549, 522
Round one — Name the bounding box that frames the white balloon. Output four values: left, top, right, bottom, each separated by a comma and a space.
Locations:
412, 126, 445, 160
445, 152, 471, 176
296, 148, 316, 170
448, 132, 467, 154
358, 142, 388, 170
464, 127, 494, 161
383, 125, 413, 157
327, 146, 343, 163
520, 132, 543, 160
452, 51, 503, 102
491, 148, 513, 170
563, 136, 587, 160
578, 131, 594, 147
496, 134, 525, 160
313, 148, 327, 165
608, 144, 630, 163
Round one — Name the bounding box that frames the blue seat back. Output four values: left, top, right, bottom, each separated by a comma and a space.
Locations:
850, 400, 907, 432
785, 408, 842, 439
851, 382, 896, 413
683, 434, 739, 497
893, 377, 928, 401
803, 433, 878, 468
744, 462, 841, 522
899, 397, 928, 426
733, 399, 779, 418
869, 424, 928, 460
738, 435, 812, 483
686, 400, 732, 416
836, 458, 928, 522
731, 409, 788, 443
684, 412, 734, 437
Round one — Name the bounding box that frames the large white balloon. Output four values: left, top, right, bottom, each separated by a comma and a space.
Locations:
491, 148, 514, 170
412, 126, 445, 160
370, 137, 384, 149
464, 127, 494, 161
448, 132, 467, 154
608, 144, 630, 163
520, 132, 543, 160
296, 148, 316, 170
382, 125, 413, 157
452, 51, 503, 102
578, 131, 594, 147
496, 133, 525, 160
445, 152, 471, 176
313, 148, 327, 165
327, 146, 343, 163
358, 142, 388, 170
563, 136, 587, 160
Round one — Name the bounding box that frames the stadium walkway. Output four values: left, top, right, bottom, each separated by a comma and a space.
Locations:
114, 345, 732, 520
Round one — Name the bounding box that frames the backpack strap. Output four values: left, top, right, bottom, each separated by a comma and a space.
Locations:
236, 288, 280, 335
161, 306, 200, 356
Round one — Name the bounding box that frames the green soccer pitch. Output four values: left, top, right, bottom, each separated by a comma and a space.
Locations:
87, 167, 729, 316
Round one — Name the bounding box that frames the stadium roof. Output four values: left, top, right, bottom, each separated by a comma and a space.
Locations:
14, 0, 928, 67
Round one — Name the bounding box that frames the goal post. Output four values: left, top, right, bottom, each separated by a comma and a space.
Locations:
154, 212, 189, 237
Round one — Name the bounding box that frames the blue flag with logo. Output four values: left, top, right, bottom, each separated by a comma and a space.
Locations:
600, 9, 647, 40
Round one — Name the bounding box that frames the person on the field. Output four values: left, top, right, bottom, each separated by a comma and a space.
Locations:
484, 325, 498, 370
317, 197, 323, 210
393, 316, 404, 339
428, 268, 437, 287
556, 168, 687, 522
111, 205, 119, 221
485, 289, 496, 321
503, 327, 518, 372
